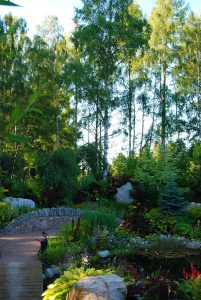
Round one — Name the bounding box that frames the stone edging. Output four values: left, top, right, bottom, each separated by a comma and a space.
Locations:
0, 207, 83, 236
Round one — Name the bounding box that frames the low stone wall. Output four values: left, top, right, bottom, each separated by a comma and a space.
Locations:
0, 208, 83, 235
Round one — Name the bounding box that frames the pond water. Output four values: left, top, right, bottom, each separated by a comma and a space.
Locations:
129, 249, 201, 278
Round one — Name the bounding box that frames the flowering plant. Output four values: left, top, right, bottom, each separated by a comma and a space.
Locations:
182, 263, 201, 280
177, 264, 201, 300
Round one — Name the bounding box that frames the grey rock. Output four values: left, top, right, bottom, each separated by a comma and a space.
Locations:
187, 202, 201, 209
185, 240, 201, 250
3, 197, 35, 209
97, 250, 110, 258
68, 274, 127, 300
50, 265, 60, 275
115, 182, 133, 204
45, 268, 55, 278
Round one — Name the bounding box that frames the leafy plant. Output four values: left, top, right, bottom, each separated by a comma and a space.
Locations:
39, 236, 66, 265
145, 208, 177, 234
177, 264, 201, 300
0, 201, 14, 228
42, 267, 113, 300
174, 222, 194, 238
187, 206, 201, 222
0, 187, 8, 200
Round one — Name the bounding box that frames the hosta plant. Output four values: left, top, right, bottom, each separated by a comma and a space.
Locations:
42, 267, 113, 300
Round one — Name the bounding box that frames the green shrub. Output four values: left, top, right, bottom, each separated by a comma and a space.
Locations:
161, 182, 187, 215
130, 182, 159, 209
188, 143, 201, 199
145, 208, 176, 234
0, 202, 14, 228
13, 205, 35, 218
40, 148, 79, 202
0, 186, 7, 200
39, 236, 66, 265
42, 267, 113, 300
174, 222, 194, 238
9, 179, 32, 198
187, 206, 201, 221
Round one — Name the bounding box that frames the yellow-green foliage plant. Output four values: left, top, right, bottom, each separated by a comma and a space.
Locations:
0, 201, 14, 228
42, 267, 113, 300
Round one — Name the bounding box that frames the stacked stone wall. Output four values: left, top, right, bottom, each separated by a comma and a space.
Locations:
0, 208, 82, 235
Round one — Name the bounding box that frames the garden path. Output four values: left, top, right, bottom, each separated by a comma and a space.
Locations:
0, 230, 58, 300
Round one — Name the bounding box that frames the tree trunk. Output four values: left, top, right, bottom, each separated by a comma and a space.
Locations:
132, 88, 136, 152
74, 83, 78, 148
161, 60, 166, 146
128, 61, 132, 155
149, 74, 157, 148
103, 81, 109, 181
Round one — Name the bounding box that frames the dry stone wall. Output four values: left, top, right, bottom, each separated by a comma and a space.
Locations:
0, 208, 83, 235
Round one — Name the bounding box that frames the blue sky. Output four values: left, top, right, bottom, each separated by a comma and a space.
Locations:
0, 0, 200, 36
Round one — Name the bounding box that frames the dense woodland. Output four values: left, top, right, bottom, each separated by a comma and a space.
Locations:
0, 0, 201, 205
1, 1, 201, 299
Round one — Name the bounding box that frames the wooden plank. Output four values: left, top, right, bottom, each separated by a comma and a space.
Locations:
0, 261, 43, 300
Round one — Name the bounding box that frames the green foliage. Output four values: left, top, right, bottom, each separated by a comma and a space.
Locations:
145, 208, 176, 234
39, 237, 66, 265
188, 143, 201, 199
75, 175, 104, 203
41, 148, 79, 201
174, 222, 195, 238
177, 276, 201, 300
74, 198, 127, 219
131, 181, 159, 209
0, 152, 25, 181
42, 266, 113, 300
90, 226, 110, 251
7, 179, 31, 198
77, 174, 96, 190
0, 187, 8, 200
78, 143, 102, 178
161, 182, 187, 215
14, 205, 35, 217
110, 146, 180, 188
82, 210, 118, 232
187, 206, 201, 221
110, 154, 129, 176
0, 1, 20, 6
0, 202, 14, 228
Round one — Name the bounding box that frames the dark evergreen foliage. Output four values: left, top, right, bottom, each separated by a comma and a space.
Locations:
161, 182, 187, 215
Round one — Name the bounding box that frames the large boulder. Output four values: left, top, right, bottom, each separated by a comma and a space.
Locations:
115, 182, 133, 204
68, 274, 127, 300
187, 202, 201, 209
3, 197, 35, 209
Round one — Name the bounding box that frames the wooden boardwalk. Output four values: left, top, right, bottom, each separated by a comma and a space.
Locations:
0, 232, 49, 300
0, 261, 43, 300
